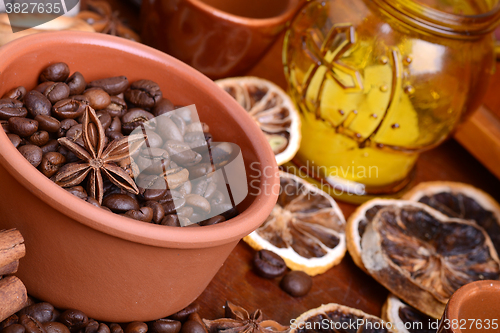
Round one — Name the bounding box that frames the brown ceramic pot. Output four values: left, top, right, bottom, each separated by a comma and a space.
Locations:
438, 280, 500, 333
0, 31, 279, 322
140, 0, 305, 79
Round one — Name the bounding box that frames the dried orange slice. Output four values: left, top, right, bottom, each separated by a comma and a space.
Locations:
362, 202, 500, 318
243, 171, 346, 276
382, 294, 436, 333
216, 77, 301, 165
403, 181, 500, 255
291, 303, 392, 333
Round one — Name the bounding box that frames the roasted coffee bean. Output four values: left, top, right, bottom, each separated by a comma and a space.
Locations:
29, 131, 49, 146
65, 72, 86, 95
65, 186, 87, 199
39, 152, 66, 177
121, 109, 155, 134
103, 193, 140, 213
9, 118, 38, 137
124, 322, 147, 333
35, 115, 60, 133
2, 324, 25, 333
107, 116, 122, 133
52, 99, 86, 119
153, 98, 174, 117
160, 214, 180, 227
125, 80, 162, 108
179, 316, 204, 333
83, 321, 98, 333
57, 309, 88, 332
107, 131, 125, 141
65, 124, 84, 146
96, 324, 110, 333
83, 88, 111, 110
177, 206, 193, 218
199, 215, 225, 226
157, 117, 183, 142
144, 201, 165, 224
44, 83, 70, 104
19, 315, 45, 333
162, 197, 186, 215
84, 197, 101, 208
141, 187, 168, 201
148, 319, 181, 333
40, 62, 70, 82
71, 95, 90, 105
42, 322, 69, 333
96, 110, 111, 130
57, 119, 78, 138
165, 168, 190, 189
109, 324, 123, 333
280, 271, 312, 297
141, 130, 163, 148
7, 134, 21, 148
0, 314, 19, 330
185, 122, 208, 134
187, 163, 211, 179
163, 141, 201, 166
34, 82, 53, 93
185, 194, 211, 213
178, 181, 192, 197
88, 76, 129, 96
105, 97, 127, 118
1, 86, 26, 100
24, 91, 51, 118
183, 132, 205, 144
136, 148, 170, 174
1, 120, 10, 133
253, 250, 286, 279
41, 140, 59, 154
174, 108, 192, 123
0, 98, 28, 119
124, 207, 154, 222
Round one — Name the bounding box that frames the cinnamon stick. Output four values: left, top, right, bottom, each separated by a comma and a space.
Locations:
0, 229, 25, 268
0, 276, 27, 322
0, 260, 19, 276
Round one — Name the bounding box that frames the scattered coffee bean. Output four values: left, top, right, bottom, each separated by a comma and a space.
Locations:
83, 88, 111, 110
198, 215, 225, 226
88, 76, 129, 96
179, 321, 203, 333
125, 80, 162, 108
66, 72, 86, 96
43, 83, 70, 104
123, 207, 154, 222
148, 319, 181, 333
7, 134, 22, 148
160, 214, 180, 227
103, 193, 140, 213
18, 145, 43, 167
29, 131, 49, 146
109, 324, 123, 333
42, 323, 69, 333
2, 324, 25, 333
52, 99, 86, 119
9, 117, 38, 137
57, 119, 78, 138
41, 140, 60, 154
105, 97, 127, 118
0, 98, 28, 120
19, 314, 45, 333
280, 271, 312, 297
2, 86, 27, 100
169, 303, 200, 322
39, 152, 66, 177
121, 108, 155, 134
253, 250, 286, 279
17, 302, 56, 323
57, 309, 88, 332
124, 322, 147, 333
35, 115, 60, 133
40, 62, 70, 82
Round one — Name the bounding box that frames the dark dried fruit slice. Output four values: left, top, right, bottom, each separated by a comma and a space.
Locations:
382, 294, 436, 333
362, 202, 500, 318
403, 181, 500, 255
291, 303, 393, 333
244, 171, 346, 276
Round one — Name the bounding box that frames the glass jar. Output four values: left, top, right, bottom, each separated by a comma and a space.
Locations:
283, 0, 500, 199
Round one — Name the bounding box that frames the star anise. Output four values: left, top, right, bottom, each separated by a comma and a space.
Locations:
203, 302, 290, 333
54, 106, 143, 204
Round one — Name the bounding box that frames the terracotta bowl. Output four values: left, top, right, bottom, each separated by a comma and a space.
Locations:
0, 31, 278, 322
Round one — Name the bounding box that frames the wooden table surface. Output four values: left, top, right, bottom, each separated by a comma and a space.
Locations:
96, 1, 500, 325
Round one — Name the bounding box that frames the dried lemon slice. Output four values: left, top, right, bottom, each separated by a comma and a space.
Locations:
362, 203, 500, 318
403, 181, 500, 255
291, 303, 392, 333
216, 77, 301, 165
243, 171, 346, 276
382, 294, 436, 333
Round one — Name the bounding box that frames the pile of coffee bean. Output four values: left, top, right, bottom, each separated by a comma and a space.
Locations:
0, 301, 206, 333
0, 62, 237, 227
252, 250, 312, 297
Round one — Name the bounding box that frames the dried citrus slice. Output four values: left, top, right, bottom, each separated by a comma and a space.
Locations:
403, 181, 500, 255
243, 171, 346, 276
216, 77, 301, 165
346, 199, 403, 272
382, 294, 436, 333
291, 303, 392, 333
362, 202, 500, 318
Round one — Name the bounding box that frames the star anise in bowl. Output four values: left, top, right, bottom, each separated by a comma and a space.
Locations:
203, 302, 290, 333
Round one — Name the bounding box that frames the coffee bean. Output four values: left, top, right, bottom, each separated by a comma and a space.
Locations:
71, 95, 90, 106
65, 72, 86, 95
1, 86, 27, 100
125, 80, 162, 108
96, 324, 110, 333
124, 322, 147, 333
152, 98, 174, 117
57, 119, 78, 138
52, 99, 86, 119
29, 131, 49, 146
24, 91, 51, 118
0, 315, 19, 331
42, 323, 69, 333
123, 207, 153, 222
160, 214, 180, 227
178, 321, 204, 333
253, 250, 286, 279
198, 215, 225, 226
65, 124, 84, 146
105, 97, 127, 118
148, 319, 181, 333
162, 197, 186, 215
103, 193, 140, 213
1, 120, 9, 133
168, 303, 200, 322
83, 88, 111, 110
187, 163, 211, 179
43, 83, 70, 104
39, 152, 66, 177
40, 62, 70, 82
19, 315, 46, 333
143, 201, 165, 223
157, 117, 183, 142
141, 188, 167, 201
141, 130, 163, 148
57, 309, 88, 332
41, 140, 60, 154
185, 194, 210, 213
18, 145, 43, 167
121, 109, 155, 134
0, 98, 28, 119
88, 76, 129, 96
7, 134, 21, 148
107, 116, 122, 133
136, 148, 170, 174
35, 115, 60, 133
164, 141, 201, 167
177, 206, 193, 218
34, 82, 53, 93
65, 186, 87, 199
84, 321, 98, 333
9, 117, 38, 137
109, 324, 123, 333
1, 324, 25, 333
96, 111, 111, 130
280, 271, 312, 297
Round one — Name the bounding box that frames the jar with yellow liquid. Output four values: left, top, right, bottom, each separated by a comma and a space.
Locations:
283, 0, 500, 200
